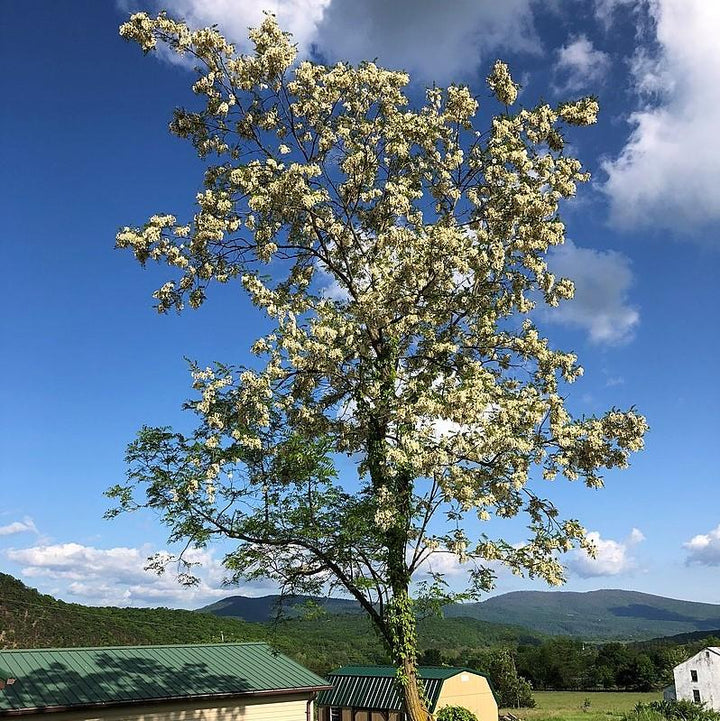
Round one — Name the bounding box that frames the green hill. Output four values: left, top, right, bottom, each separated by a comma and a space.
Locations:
0, 572, 265, 649
638, 628, 720, 646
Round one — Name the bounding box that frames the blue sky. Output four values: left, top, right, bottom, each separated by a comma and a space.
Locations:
1, 0, 718, 609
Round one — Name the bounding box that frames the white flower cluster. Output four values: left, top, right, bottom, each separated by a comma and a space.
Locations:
487, 60, 518, 106
119, 12, 647, 592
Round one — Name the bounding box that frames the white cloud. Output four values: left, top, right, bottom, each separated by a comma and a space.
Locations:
315, 0, 539, 83
684, 524, 720, 566
601, 0, 720, 233
419, 551, 469, 579
133, 0, 540, 83
628, 527, 646, 544
0, 517, 38, 537
554, 35, 610, 92
5, 542, 274, 608
127, 0, 331, 56
567, 528, 644, 578
593, 0, 644, 29
544, 240, 639, 344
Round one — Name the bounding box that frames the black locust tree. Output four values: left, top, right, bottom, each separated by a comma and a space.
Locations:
109, 13, 647, 721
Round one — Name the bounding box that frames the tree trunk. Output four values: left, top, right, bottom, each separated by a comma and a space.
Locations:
387, 585, 433, 721
366, 347, 432, 721
401, 656, 434, 721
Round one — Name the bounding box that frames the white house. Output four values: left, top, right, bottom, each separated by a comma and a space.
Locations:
665, 647, 720, 710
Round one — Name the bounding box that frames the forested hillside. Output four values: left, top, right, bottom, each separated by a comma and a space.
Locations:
0, 572, 264, 648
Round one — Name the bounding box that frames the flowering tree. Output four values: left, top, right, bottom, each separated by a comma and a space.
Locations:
109, 13, 647, 721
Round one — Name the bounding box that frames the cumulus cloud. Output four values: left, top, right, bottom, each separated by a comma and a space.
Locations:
315, 0, 539, 82
5, 542, 274, 608
544, 240, 639, 344
0, 517, 38, 537
418, 551, 469, 579
601, 0, 720, 233
132, 0, 540, 83
123, 0, 330, 55
684, 524, 720, 566
593, 0, 644, 29
554, 35, 610, 92
567, 528, 645, 578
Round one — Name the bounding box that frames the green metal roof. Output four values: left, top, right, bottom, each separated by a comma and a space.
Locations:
317, 666, 486, 713
0, 643, 330, 715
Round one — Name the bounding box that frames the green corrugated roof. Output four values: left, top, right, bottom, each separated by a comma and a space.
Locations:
317, 666, 486, 713
0, 643, 330, 715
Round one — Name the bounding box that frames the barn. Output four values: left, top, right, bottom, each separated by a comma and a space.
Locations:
0, 642, 330, 720
316, 665, 498, 721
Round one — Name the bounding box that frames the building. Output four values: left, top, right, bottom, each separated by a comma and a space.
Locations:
0, 642, 331, 720
316, 666, 497, 721
665, 647, 720, 710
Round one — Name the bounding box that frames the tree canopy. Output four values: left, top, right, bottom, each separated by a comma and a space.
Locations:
109, 12, 647, 720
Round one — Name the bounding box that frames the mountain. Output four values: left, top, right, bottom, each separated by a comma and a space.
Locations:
444, 590, 720, 640
200, 589, 720, 642
200, 594, 361, 622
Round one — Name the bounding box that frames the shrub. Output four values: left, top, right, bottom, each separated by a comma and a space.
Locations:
436, 705, 479, 721
625, 700, 720, 721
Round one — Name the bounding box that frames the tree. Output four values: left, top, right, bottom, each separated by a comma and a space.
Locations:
418, 647, 445, 666
486, 648, 535, 708
109, 12, 647, 721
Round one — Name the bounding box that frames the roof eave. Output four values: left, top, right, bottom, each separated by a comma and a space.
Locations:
0, 684, 333, 717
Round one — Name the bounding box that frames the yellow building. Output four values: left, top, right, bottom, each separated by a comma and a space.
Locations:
316, 666, 498, 721
0, 643, 331, 721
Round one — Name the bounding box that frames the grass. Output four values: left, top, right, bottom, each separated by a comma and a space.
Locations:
501, 691, 663, 721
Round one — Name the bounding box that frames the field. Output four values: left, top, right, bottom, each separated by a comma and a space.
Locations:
501, 691, 663, 721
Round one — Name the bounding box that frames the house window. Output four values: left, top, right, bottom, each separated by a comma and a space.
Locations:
691, 670, 698, 682
693, 690, 702, 704
330, 708, 343, 721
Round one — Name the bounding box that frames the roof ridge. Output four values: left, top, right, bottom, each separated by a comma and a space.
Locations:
0, 642, 269, 654
328, 664, 488, 679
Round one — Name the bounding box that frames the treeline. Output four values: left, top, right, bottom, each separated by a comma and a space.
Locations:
516, 638, 679, 691
423, 635, 720, 693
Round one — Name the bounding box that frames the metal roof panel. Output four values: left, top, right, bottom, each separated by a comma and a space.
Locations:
0, 643, 329, 714
317, 666, 467, 712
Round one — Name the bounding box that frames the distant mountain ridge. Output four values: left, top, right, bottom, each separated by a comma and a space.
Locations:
200, 594, 362, 623
446, 589, 720, 640
200, 588, 720, 641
